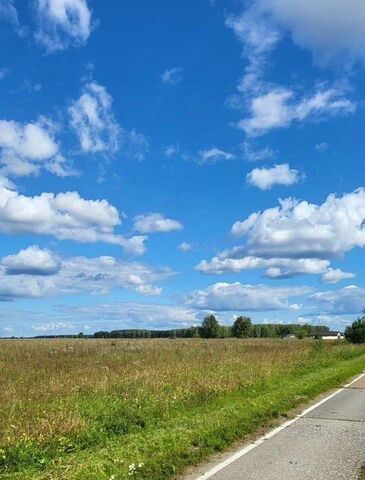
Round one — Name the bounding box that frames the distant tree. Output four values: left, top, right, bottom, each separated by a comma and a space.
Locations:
345, 312, 365, 344
260, 324, 269, 338
232, 316, 252, 338
220, 325, 232, 338
187, 326, 200, 338
276, 325, 295, 338
303, 323, 312, 336
78, 332, 84, 338
94, 331, 110, 338
201, 315, 220, 338
251, 325, 260, 338
296, 328, 307, 339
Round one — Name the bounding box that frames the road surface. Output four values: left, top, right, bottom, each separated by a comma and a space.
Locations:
188, 373, 365, 480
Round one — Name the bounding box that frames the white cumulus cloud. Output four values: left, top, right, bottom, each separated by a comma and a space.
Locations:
58, 301, 200, 329
231, 188, 365, 258
0, 185, 147, 254
34, 0, 93, 53
187, 282, 309, 311
133, 213, 183, 234
226, 4, 357, 139
32, 322, 75, 332
320, 268, 355, 284
247, 163, 300, 190
0, 118, 73, 177
2, 245, 61, 275
69, 81, 121, 154
196, 189, 363, 282
0, 249, 173, 300
197, 255, 330, 278
310, 285, 365, 315
257, 0, 365, 67
240, 87, 355, 136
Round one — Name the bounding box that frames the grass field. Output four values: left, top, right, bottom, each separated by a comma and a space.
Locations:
1, 338, 365, 480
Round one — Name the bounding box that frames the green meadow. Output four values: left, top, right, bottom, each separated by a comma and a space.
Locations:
1, 338, 365, 479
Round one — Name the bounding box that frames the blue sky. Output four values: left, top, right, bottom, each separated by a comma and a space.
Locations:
0, 0, 364, 336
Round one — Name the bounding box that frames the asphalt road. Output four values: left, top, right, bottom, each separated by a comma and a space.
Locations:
190, 374, 365, 480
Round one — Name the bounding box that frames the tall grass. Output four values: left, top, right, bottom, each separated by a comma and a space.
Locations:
0, 338, 364, 479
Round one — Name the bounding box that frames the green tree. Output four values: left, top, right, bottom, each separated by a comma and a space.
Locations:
345, 312, 365, 344
260, 324, 270, 338
201, 315, 220, 338
188, 326, 200, 338
296, 328, 307, 339
220, 325, 232, 338
232, 316, 252, 338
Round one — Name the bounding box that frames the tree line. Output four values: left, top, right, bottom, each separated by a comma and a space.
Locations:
92, 315, 332, 339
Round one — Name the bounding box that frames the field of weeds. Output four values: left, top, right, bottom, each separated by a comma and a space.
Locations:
1, 338, 365, 479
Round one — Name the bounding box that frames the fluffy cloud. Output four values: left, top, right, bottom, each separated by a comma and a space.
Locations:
198, 148, 235, 165
0, 118, 73, 177
0, 185, 146, 254
257, 0, 365, 67
178, 242, 192, 252
231, 188, 365, 258
133, 213, 183, 234
310, 285, 365, 315
34, 0, 93, 53
2, 245, 61, 275
197, 255, 330, 278
0, 270, 55, 299
187, 282, 308, 311
59, 255, 170, 295
197, 189, 364, 282
69, 81, 121, 154
0, 249, 172, 300
161, 67, 183, 85
58, 302, 200, 329
247, 163, 300, 190
226, 5, 357, 138
320, 268, 355, 284
240, 87, 355, 136
32, 322, 75, 332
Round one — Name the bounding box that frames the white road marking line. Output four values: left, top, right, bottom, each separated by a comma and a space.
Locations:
193, 372, 365, 480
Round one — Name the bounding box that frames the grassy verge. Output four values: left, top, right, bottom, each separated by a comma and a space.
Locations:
0, 339, 365, 479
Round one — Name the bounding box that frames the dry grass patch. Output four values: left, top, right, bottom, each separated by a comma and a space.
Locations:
0, 338, 364, 479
